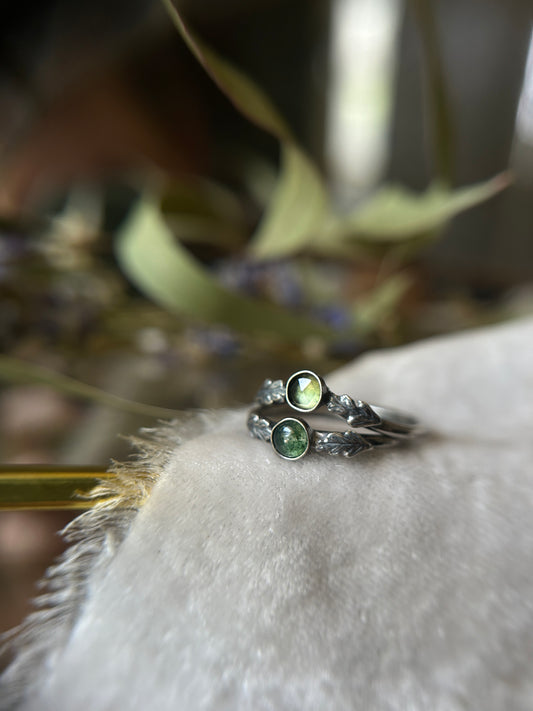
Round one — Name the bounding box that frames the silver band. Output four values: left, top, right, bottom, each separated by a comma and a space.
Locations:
247, 411, 397, 460
248, 370, 424, 460
254, 370, 423, 439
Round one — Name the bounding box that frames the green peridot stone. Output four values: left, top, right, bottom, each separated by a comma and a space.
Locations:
286, 371, 322, 411
271, 418, 309, 460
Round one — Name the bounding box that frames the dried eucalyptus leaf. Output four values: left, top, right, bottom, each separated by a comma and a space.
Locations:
161, 214, 240, 250
248, 146, 329, 259
161, 0, 329, 262
161, 178, 246, 225
162, 1, 509, 261
325, 174, 510, 245
160, 179, 248, 250
353, 273, 412, 335
114, 200, 334, 343
161, 0, 292, 141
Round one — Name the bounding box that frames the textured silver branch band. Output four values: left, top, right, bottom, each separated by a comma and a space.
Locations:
248, 370, 424, 460
247, 411, 397, 460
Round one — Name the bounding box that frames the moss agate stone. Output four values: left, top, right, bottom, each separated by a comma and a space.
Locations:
271, 418, 309, 460
286, 371, 322, 411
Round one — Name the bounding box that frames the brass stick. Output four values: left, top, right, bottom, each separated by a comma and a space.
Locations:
0, 466, 115, 511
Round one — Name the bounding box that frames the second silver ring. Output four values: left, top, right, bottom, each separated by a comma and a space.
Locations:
254, 370, 423, 439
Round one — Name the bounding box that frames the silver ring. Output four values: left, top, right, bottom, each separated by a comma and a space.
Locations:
247, 411, 400, 460
248, 370, 424, 460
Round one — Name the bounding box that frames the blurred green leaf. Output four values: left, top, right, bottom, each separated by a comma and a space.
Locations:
0, 356, 181, 419
249, 146, 329, 259
161, 0, 292, 141
161, 0, 508, 264
163, 214, 244, 251
161, 178, 246, 225
353, 273, 413, 336
324, 174, 510, 247
115, 200, 334, 343
161, 0, 329, 261
161, 178, 247, 250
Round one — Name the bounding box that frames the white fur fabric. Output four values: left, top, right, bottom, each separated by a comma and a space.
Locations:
14, 318, 533, 710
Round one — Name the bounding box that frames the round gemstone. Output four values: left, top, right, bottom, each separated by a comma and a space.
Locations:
271, 418, 309, 460
286, 371, 322, 411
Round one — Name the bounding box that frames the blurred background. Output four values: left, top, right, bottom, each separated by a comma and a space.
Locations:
1, 0, 532, 657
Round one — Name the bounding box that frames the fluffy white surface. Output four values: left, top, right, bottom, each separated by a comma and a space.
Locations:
16, 319, 533, 710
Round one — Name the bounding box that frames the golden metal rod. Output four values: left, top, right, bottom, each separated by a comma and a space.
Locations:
0, 466, 115, 511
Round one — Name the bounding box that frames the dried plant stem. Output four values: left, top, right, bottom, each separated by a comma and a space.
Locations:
0, 466, 115, 510
0, 355, 182, 420
410, 0, 455, 184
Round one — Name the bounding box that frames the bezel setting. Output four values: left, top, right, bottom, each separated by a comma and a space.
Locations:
285, 370, 325, 412
271, 417, 311, 460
